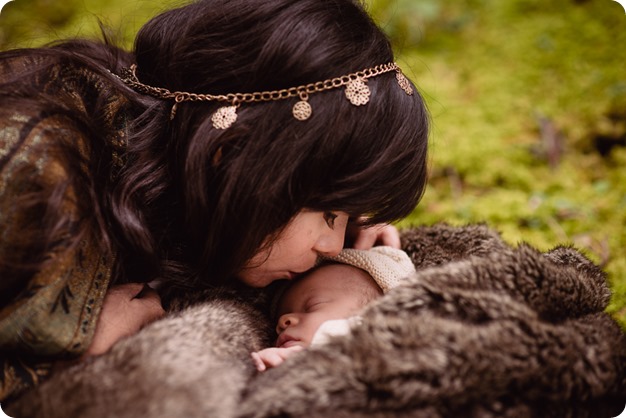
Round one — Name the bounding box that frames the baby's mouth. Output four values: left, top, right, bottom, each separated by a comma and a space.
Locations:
276, 333, 300, 348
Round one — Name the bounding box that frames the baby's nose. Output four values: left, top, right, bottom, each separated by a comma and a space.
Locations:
276, 313, 297, 334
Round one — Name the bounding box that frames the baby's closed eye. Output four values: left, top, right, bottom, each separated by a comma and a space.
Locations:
305, 298, 330, 311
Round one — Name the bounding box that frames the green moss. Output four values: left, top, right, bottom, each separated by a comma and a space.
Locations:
0, 0, 183, 49
383, 0, 626, 327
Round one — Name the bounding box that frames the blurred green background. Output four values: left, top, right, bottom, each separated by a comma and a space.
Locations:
1, 0, 625, 327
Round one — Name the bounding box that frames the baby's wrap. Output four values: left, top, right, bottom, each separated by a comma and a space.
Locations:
6, 224, 626, 418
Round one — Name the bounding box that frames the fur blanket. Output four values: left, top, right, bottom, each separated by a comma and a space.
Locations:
7, 224, 626, 418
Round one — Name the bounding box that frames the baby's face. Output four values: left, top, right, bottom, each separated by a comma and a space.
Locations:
274, 264, 373, 348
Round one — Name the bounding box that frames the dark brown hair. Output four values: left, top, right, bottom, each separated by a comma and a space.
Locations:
1, 0, 429, 292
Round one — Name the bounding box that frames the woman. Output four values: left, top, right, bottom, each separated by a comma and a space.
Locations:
0, 0, 429, 401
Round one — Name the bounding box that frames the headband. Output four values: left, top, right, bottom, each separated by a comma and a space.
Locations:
111, 62, 414, 128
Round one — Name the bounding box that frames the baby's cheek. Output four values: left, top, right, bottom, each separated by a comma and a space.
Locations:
299, 316, 326, 343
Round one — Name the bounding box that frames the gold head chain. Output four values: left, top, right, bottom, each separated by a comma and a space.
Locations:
111, 62, 414, 129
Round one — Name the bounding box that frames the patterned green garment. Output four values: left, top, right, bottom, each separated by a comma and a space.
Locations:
0, 55, 128, 401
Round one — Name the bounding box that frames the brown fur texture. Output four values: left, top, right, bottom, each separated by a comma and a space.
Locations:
7, 287, 273, 418
7, 224, 626, 418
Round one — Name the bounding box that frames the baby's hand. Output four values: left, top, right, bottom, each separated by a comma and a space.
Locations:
251, 346, 304, 371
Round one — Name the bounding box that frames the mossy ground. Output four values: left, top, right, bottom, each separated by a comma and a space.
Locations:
1, 0, 624, 326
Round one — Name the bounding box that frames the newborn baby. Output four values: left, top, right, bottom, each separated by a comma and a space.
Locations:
251, 246, 415, 371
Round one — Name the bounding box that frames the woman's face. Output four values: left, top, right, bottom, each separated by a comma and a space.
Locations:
237, 210, 349, 287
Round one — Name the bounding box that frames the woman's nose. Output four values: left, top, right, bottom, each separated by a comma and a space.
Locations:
314, 228, 345, 257
276, 313, 298, 334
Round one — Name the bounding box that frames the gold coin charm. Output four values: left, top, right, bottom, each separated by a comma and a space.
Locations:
396, 71, 414, 95
345, 78, 370, 106
212, 105, 238, 129
292, 100, 312, 120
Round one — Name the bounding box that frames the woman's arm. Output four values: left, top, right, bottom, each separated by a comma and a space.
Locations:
0, 56, 165, 401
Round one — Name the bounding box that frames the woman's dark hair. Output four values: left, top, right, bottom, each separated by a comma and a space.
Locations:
1, 0, 429, 291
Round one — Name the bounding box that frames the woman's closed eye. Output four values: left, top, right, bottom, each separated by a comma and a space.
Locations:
323, 211, 338, 229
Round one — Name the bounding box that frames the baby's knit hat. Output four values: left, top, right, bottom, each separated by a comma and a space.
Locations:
326, 246, 416, 293
269, 246, 416, 320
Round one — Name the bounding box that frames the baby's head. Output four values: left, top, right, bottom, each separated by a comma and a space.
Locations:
274, 263, 382, 348
273, 246, 416, 349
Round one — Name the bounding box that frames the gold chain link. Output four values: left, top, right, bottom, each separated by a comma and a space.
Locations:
112, 62, 400, 105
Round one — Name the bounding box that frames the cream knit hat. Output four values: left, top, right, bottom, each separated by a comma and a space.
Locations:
325, 246, 416, 293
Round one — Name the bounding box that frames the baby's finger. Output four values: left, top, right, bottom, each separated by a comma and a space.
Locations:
376, 224, 401, 248
263, 351, 288, 368
250, 352, 266, 372
352, 227, 378, 250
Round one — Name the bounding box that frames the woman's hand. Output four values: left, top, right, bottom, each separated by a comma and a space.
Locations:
85, 283, 165, 357
347, 219, 401, 249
